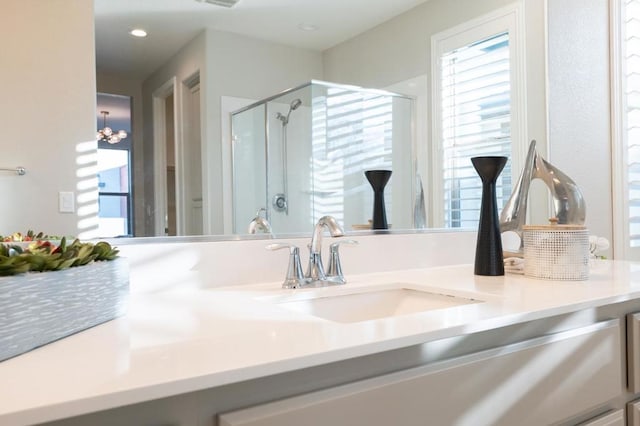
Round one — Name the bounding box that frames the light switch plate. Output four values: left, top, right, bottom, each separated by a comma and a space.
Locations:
58, 191, 75, 213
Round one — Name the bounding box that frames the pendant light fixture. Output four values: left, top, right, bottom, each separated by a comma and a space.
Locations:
97, 111, 127, 144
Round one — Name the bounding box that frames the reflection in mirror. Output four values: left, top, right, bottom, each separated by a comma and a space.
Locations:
231, 80, 415, 234
96, 93, 133, 238
90, 0, 547, 240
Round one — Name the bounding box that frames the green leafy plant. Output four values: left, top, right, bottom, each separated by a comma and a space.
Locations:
1, 230, 64, 242
0, 238, 119, 277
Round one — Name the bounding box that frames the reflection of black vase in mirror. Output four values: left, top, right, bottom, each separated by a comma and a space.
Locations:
365, 170, 392, 230
471, 157, 507, 276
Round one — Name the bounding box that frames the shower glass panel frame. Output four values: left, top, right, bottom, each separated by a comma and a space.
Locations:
231, 80, 415, 235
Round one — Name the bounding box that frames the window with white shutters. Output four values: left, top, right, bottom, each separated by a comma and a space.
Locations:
440, 32, 512, 228
612, 0, 640, 258
624, 0, 640, 247
432, 6, 523, 229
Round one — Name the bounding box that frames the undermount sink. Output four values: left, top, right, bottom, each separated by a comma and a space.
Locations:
267, 284, 484, 323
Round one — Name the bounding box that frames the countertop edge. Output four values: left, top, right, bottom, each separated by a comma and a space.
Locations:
5, 288, 640, 426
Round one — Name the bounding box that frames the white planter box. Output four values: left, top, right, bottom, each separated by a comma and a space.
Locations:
0, 258, 129, 362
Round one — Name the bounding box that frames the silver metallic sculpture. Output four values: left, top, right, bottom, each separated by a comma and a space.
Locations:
500, 140, 586, 249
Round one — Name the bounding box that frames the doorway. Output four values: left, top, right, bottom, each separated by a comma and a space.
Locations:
165, 94, 177, 236
152, 73, 203, 236
152, 79, 177, 236
182, 75, 203, 235
96, 93, 133, 237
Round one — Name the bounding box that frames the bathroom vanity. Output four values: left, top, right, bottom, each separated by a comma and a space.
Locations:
1, 232, 640, 426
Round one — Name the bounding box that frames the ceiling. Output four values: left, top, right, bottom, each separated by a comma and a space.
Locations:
94, 0, 430, 80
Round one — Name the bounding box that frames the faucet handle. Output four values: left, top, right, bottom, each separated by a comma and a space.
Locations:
266, 243, 306, 289
326, 239, 358, 281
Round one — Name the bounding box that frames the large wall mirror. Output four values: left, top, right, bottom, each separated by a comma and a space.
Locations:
94, 0, 549, 240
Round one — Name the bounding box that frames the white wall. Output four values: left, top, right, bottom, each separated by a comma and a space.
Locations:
547, 0, 612, 256
0, 0, 97, 238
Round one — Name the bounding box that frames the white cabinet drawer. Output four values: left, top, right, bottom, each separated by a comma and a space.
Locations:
219, 320, 621, 426
580, 409, 625, 426
628, 313, 640, 393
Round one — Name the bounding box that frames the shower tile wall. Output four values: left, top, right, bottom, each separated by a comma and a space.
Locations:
267, 100, 313, 233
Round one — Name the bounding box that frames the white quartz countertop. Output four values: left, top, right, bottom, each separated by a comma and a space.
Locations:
3, 261, 640, 425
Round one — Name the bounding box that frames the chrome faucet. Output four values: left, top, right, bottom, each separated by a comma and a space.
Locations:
306, 215, 344, 282
267, 215, 354, 288
326, 239, 358, 284
265, 243, 305, 289
248, 208, 273, 235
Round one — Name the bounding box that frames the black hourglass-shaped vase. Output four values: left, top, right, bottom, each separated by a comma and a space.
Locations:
365, 170, 392, 230
471, 156, 507, 276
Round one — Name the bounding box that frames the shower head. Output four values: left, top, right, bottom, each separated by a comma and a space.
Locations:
290, 99, 302, 111
276, 98, 302, 125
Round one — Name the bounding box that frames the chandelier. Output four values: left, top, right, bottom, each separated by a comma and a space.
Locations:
97, 111, 127, 144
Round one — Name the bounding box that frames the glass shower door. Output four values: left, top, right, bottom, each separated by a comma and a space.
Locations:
231, 103, 267, 234
266, 89, 313, 234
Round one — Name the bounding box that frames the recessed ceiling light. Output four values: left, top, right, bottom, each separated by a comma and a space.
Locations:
298, 23, 318, 32
129, 29, 148, 38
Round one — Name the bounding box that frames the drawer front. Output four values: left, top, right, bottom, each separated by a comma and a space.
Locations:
219, 320, 621, 426
628, 313, 640, 393
580, 409, 625, 426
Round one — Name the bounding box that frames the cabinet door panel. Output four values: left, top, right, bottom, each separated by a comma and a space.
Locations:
628, 313, 640, 393
219, 320, 621, 426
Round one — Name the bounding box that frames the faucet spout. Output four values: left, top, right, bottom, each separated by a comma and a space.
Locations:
309, 215, 344, 254
247, 208, 273, 235
307, 216, 344, 282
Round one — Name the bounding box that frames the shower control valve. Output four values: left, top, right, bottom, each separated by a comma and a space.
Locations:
272, 193, 287, 212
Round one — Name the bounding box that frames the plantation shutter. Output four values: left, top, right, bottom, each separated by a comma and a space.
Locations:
440, 31, 512, 228
625, 0, 640, 246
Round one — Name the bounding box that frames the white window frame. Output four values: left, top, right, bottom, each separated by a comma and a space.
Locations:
611, 0, 634, 259
430, 2, 527, 228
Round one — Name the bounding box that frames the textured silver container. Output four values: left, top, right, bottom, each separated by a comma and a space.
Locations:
523, 224, 589, 281
0, 258, 129, 362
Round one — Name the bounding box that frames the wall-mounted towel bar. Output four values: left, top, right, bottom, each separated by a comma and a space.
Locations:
0, 167, 26, 176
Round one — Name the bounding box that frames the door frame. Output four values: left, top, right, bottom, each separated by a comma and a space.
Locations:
179, 71, 203, 235
152, 77, 177, 236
